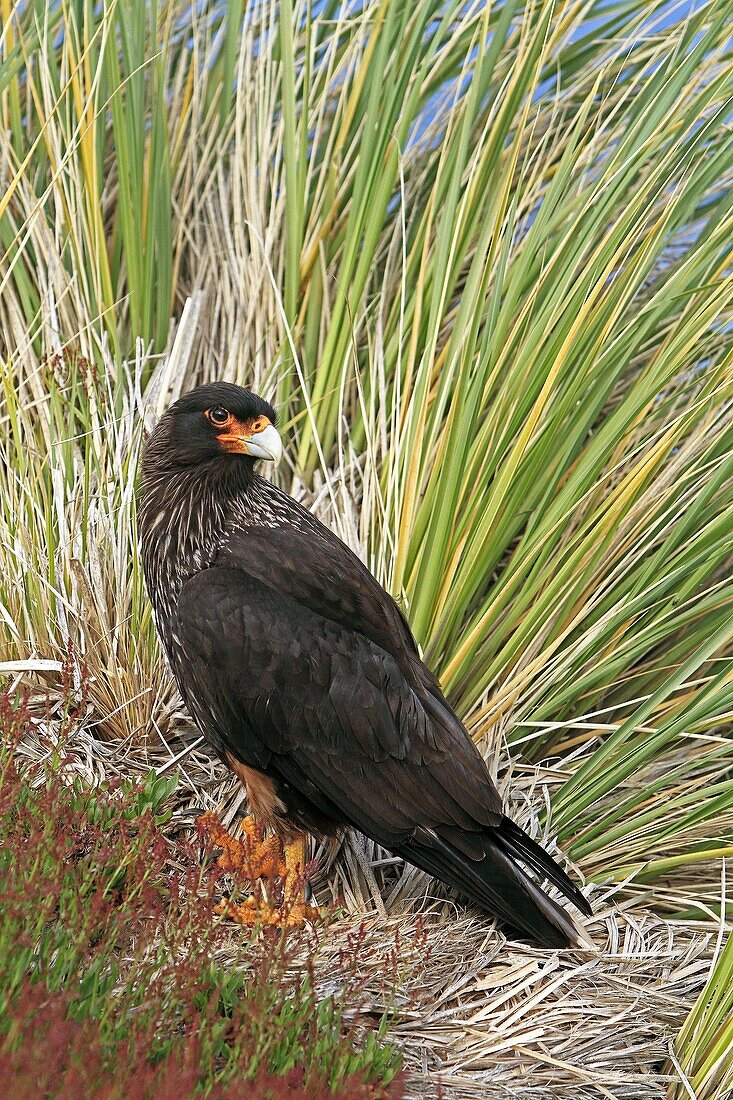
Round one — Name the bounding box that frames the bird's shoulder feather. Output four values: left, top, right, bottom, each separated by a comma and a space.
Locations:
218, 504, 418, 668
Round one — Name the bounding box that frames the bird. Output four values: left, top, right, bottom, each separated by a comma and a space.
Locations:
139, 381, 591, 946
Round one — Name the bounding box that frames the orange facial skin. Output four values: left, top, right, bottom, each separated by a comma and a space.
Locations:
206, 412, 273, 454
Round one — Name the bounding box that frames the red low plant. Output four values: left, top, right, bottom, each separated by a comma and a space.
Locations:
0, 682, 404, 1098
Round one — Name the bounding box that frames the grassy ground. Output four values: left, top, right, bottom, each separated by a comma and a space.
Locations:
1, 0, 733, 1095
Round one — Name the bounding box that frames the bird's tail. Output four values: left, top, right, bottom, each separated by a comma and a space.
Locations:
397, 819, 591, 948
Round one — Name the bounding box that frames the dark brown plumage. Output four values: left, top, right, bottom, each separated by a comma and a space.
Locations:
139, 382, 591, 947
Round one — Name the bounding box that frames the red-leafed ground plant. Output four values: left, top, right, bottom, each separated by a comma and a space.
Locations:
0, 684, 403, 1099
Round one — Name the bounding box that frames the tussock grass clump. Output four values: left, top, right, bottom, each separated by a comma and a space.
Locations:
0, 684, 403, 1100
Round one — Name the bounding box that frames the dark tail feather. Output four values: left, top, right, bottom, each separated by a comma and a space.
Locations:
497, 818, 592, 917
397, 825, 588, 948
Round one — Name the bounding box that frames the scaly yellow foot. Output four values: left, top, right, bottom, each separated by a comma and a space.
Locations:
199, 812, 286, 880
200, 814, 318, 927
214, 895, 318, 927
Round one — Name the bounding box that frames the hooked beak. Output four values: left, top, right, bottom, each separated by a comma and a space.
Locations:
244, 423, 283, 463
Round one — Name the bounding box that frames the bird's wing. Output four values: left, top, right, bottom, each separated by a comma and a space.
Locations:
216, 522, 428, 686
216, 520, 476, 758
175, 564, 503, 841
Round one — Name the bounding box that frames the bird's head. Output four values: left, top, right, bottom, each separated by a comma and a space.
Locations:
144, 382, 282, 471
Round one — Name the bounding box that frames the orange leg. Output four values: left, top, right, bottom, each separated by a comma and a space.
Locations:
284, 834, 306, 899
280, 833, 319, 925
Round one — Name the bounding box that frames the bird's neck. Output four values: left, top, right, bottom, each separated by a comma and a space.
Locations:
138, 458, 252, 640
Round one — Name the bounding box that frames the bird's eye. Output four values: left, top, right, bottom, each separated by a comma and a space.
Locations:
206, 407, 231, 427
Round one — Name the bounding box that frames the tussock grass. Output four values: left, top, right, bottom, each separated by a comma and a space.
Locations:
1, 0, 732, 1093
667, 902, 733, 1099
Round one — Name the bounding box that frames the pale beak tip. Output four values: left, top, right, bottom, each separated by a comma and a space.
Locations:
246, 423, 283, 464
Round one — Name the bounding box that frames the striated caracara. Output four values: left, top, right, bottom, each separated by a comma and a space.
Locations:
139, 382, 591, 946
